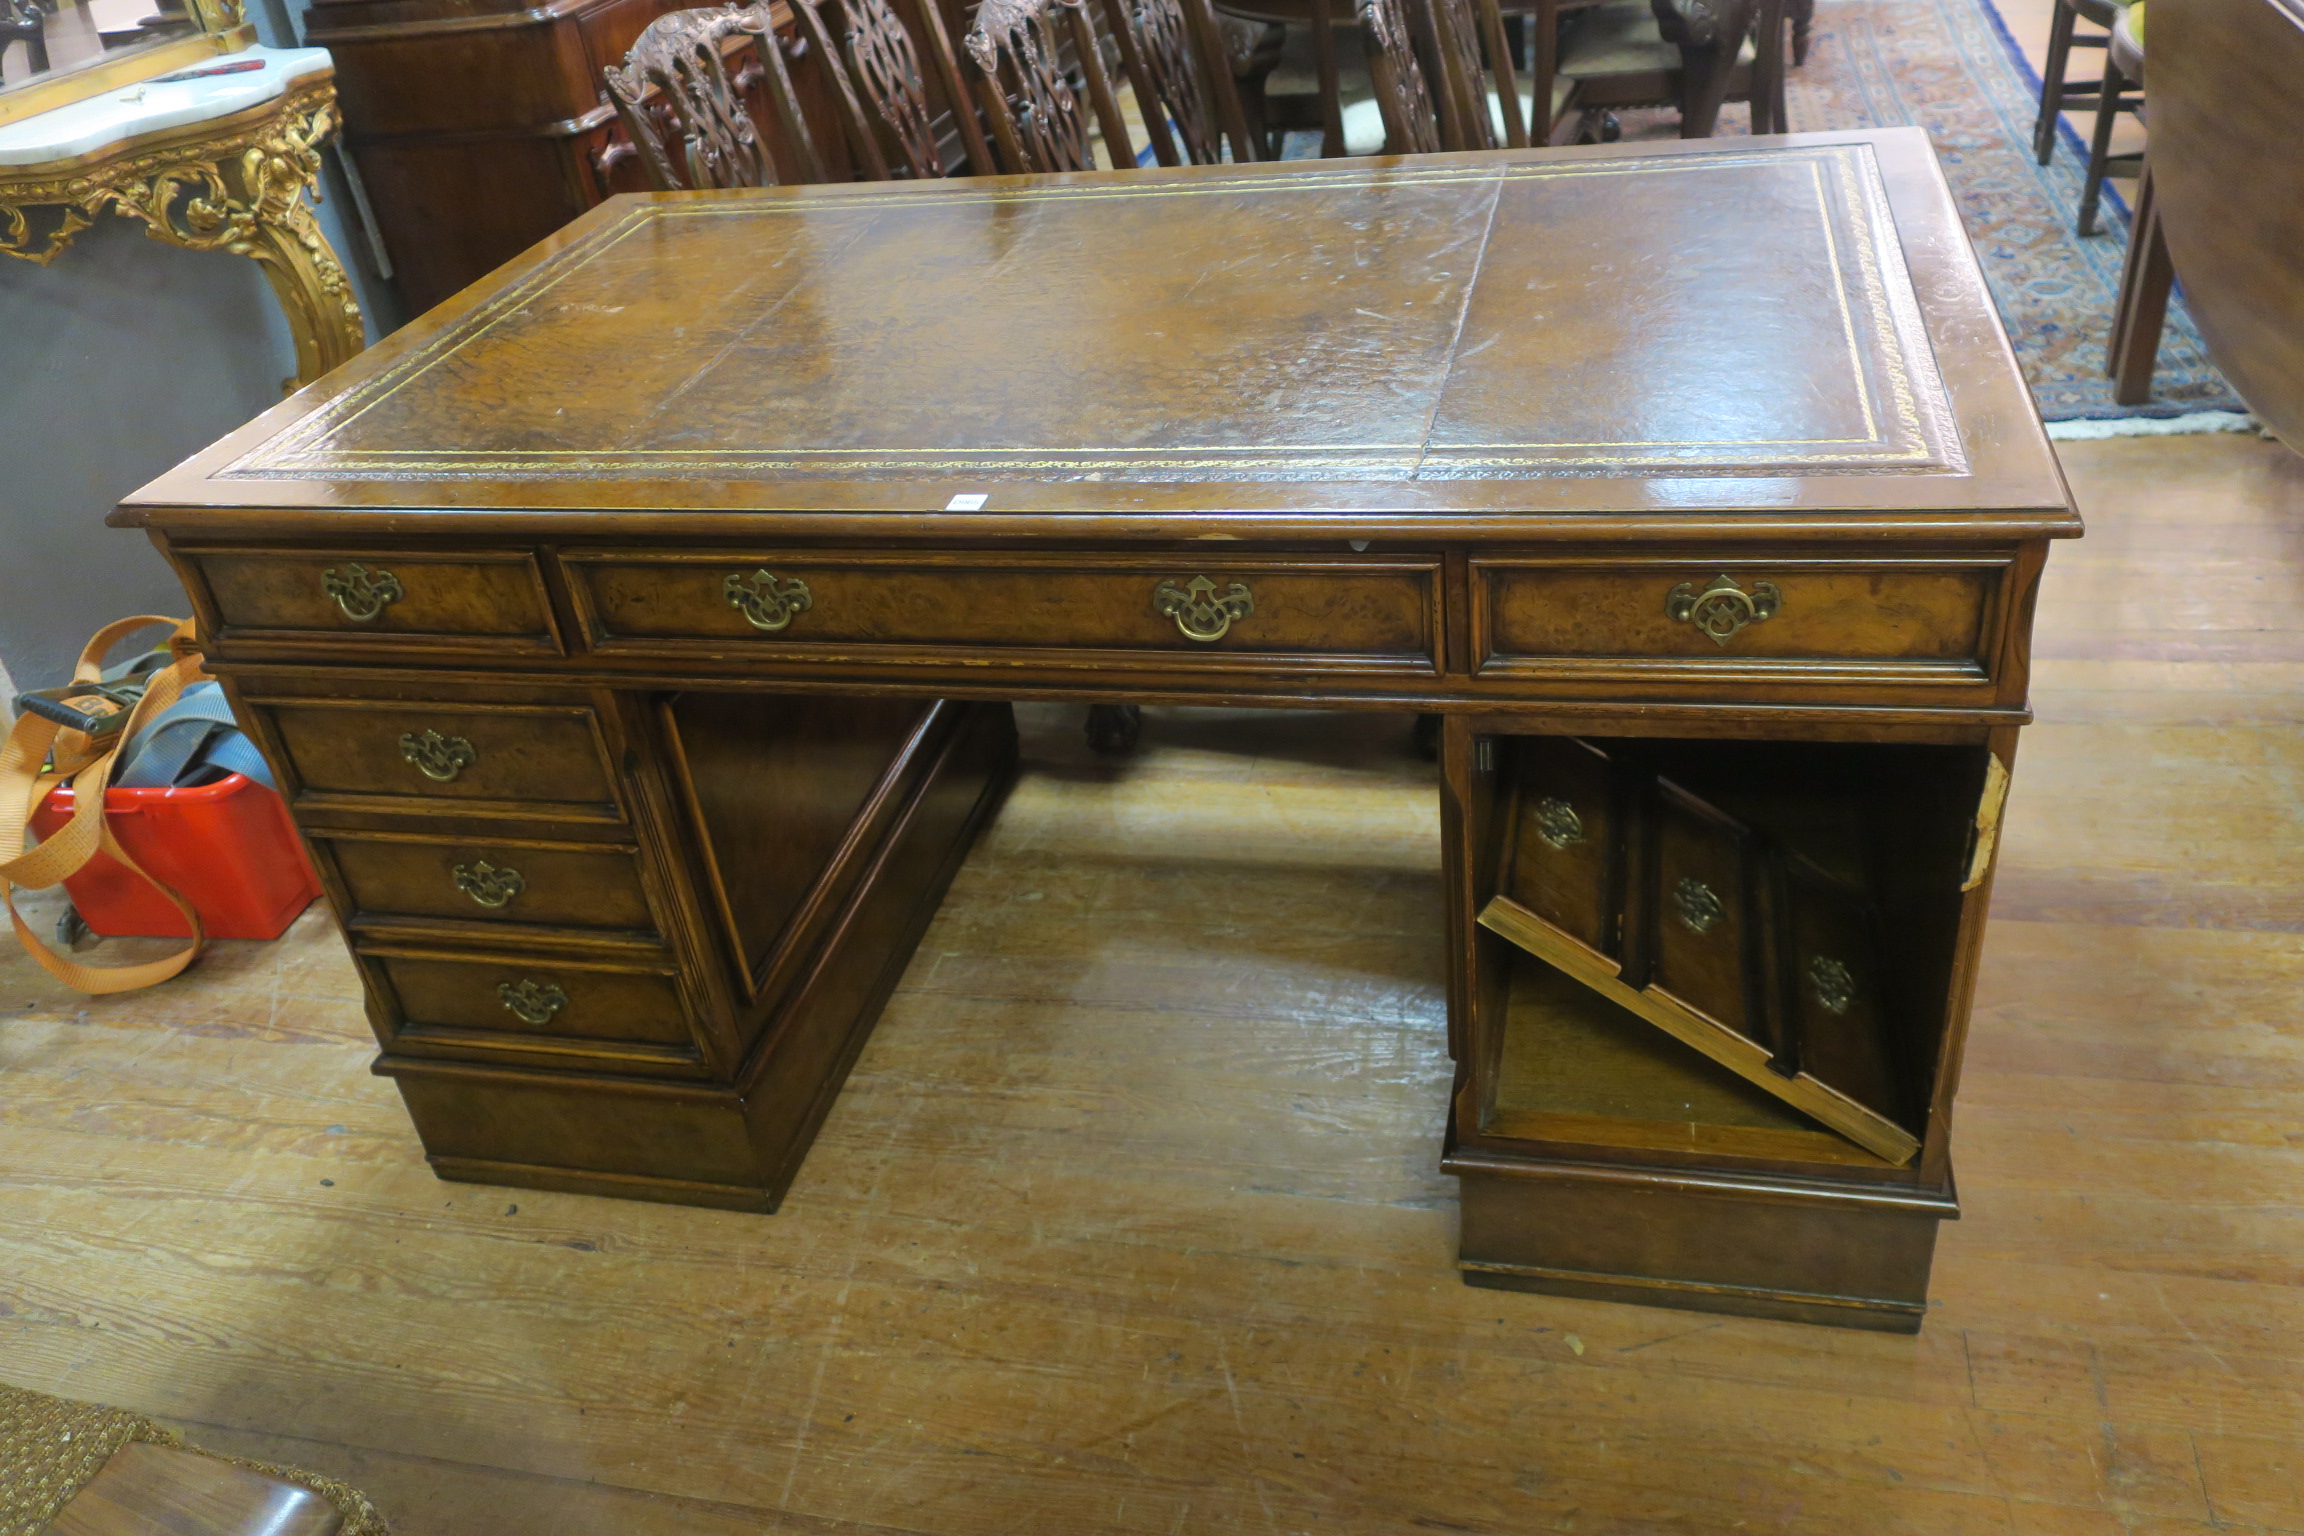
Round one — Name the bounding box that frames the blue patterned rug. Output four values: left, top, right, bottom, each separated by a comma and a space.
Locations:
1783, 0, 2246, 419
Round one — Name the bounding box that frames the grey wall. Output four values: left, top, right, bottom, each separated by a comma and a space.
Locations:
0, 0, 399, 697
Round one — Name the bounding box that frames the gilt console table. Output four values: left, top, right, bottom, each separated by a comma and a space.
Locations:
0, 46, 365, 391
114, 130, 2080, 1332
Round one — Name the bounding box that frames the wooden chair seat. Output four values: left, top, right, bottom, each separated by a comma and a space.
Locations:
1550, 0, 1773, 137
1558, 0, 1754, 84
1259, 23, 1388, 152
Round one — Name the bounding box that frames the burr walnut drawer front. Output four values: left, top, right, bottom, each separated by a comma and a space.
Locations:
252, 699, 621, 822
360, 947, 704, 1073
1471, 557, 2010, 681
181, 548, 560, 654
317, 835, 658, 937
564, 553, 1442, 671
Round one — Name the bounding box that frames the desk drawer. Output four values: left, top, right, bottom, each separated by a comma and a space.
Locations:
565, 552, 1441, 671
319, 834, 658, 937
183, 548, 560, 654
1472, 556, 2006, 682
361, 946, 704, 1073
253, 698, 621, 822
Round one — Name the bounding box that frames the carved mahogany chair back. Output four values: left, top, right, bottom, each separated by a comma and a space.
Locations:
964, 0, 1139, 171
1360, 0, 1444, 153
606, 4, 831, 189
1430, 0, 1529, 148
791, 0, 997, 177
1093, 0, 1260, 163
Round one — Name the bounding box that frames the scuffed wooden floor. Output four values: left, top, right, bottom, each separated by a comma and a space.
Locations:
3, 433, 2302, 1534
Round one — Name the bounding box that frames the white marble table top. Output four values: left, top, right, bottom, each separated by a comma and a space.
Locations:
0, 46, 331, 169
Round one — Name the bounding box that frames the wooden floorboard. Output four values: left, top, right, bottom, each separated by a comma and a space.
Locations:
3, 433, 2301, 1532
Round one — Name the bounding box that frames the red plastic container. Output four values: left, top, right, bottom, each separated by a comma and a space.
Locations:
31, 773, 320, 940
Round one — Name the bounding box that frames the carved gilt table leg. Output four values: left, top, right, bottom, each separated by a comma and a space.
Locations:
0, 69, 364, 392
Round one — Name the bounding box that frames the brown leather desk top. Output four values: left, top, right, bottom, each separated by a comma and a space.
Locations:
116, 130, 2075, 543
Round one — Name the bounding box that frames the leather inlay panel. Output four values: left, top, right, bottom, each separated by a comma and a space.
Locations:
222, 146, 1956, 486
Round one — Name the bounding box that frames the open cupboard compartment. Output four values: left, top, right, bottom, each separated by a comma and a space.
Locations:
1441, 722, 2012, 1330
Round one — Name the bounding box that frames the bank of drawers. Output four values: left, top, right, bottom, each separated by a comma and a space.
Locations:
178, 543, 2017, 696
238, 685, 711, 1079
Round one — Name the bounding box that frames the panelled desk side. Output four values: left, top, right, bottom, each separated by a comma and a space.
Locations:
113, 130, 2078, 1328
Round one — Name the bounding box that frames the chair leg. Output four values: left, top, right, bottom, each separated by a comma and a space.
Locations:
2034, 0, 2078, 163
2109, 160, 2174, 405
1789, 0, 1813, 65
2076, 52, 2126, 235
1412, 713, 1442, 760
1085, 704, 1142, 755
1308, 4, 1345, 156
1748, 0, 1785, 133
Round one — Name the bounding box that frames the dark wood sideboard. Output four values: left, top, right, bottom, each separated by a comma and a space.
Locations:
303, 0, 868, 315
114, 132, 2079, 1332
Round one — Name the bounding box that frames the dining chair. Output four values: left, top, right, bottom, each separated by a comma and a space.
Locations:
2032, 0, 2135, 165
1095, 0, 1265, 161
2, 0, 51, 76
789, 0, 997, 177
1431, 0, 1533, 148
2076, 0, 2143, 233
964, 0, 1140, 170
2102, 5, 2169, 402
1359, 0, 1444, 151
1541, 0, 1785, 141
605, 4, 823, 188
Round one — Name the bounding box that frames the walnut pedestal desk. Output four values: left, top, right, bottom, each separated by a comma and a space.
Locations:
114, 128, 2079, 1333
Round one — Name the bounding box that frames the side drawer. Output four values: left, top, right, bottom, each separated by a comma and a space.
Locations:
317, 833, 659, 938
563, 551, 1442, 674
179, 548, 561, 655
359, 944, 706, 1075
250, 697, 621, 823
1471, 555, 2009, 683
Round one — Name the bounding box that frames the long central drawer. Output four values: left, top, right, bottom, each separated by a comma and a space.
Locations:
560, 551, 1443, 673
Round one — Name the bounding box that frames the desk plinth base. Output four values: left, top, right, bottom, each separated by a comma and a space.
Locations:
371, 700, 1017, 1213
1445, 1143, 1954, 1333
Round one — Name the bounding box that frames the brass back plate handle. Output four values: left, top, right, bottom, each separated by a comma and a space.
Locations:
321, 563, 404, 623
451, 860, 525, 908
400, 729, 476, 783
1153, 574, 1254, 642
725, 569, 813, 631
498, 979, 568, 1024
1666, 573, 1781, 645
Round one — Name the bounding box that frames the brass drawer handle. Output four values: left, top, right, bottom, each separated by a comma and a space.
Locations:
498, 979, 568, 1025
321, 562, 404, 623
1666, 573, 1780, 646
1532, 796, 1583, 849
724, 569, 812, 631
1809, 956, 1855, 1014
1153, 575, 1254, 643
400, 729, 476, 783
1672, 877, 1724, 934
451, 859, 525, 908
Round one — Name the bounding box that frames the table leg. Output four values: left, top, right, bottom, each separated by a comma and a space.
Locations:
94, 78, 366, 391
0, 75, 366, 392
